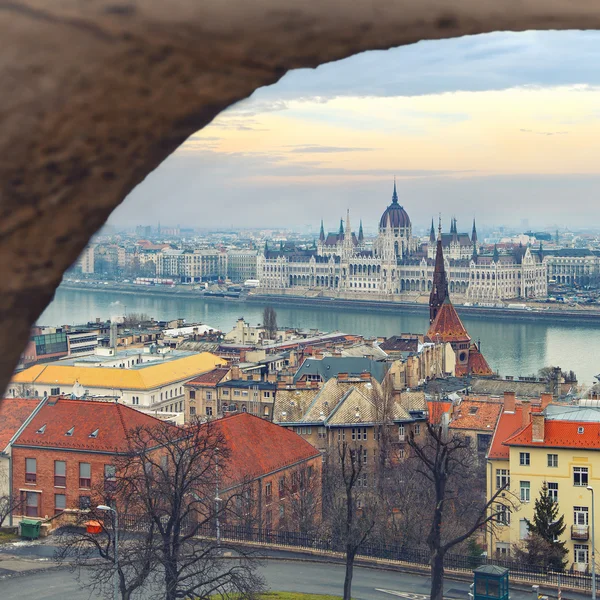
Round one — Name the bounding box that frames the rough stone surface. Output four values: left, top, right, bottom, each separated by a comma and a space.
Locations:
1, 1, 600, 393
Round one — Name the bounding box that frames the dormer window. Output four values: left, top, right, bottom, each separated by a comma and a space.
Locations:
36, 424, 46, 434
89, 429, 99, 438
578, 426, 584, 434
65, 427, 75, 436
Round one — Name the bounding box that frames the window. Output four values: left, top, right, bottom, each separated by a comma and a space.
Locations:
399, 448, 406, 459
574, 466, 589, 487
190, 406, 197, 416
234, 390, 241, 397
548, 453, 558, 467
398, 424, 405, 441
222, 389, 229, 396
264, 391, 271, 398
278, 477, 285, 499
496, 503, 510, 525
496, 469, 510, 490
519, 519, 528, 540
520, 452, 530, 466
55, 493, 66, 515
265, 510, 272, 529
51, 387, 60, 395
337, 429, 346, 442
318, 427, 326, 439
520, 481, 530, 502
24, 491, 39, 517
25, 458, 37, 483
104, 464, 116, 493
362, 449, 368, 464
357, 473, 368, 487
574, 506, 589, 526
414, 423, 421, 436
79, 495, 91, 510
206, 391, 212, 401
265, 482, 272, 503
79, 463, 91, 488
279, 504, 285, 522
548, 482, 558, 503
189, 390, 196, 400
53, 460, 67, 487
574, 544, 589, 564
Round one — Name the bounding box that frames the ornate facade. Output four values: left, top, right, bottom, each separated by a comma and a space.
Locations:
257, 183, 547, 301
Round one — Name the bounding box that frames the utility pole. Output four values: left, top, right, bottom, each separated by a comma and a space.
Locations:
215, 447, 221, 548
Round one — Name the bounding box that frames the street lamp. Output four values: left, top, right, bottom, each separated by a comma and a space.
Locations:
215, 448, 221, 548
98, 504, 119, 600
587, 486, 596, 600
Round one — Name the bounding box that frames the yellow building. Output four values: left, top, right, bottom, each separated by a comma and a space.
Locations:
487, 397, 600, 573
9, 351, 225, 413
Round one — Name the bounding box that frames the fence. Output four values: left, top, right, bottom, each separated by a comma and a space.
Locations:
115, 516, 597, 592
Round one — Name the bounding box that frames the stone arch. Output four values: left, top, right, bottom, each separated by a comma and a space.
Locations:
2, 4, 599, 400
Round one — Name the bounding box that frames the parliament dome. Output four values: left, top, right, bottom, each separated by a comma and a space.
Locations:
379, 182, 411, 229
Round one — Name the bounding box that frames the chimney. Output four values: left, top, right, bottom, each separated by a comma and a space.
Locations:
503, 391, 516, 413
296, 380, 306, 389
239, 349, 247, 363
310, 381, 319, 388
231, 365, 241, 380
360, 372, 371, 380
338, 373, 348, 381
531, 413, 545, 443
521, 400, 531, 428
540, 392, 552, 410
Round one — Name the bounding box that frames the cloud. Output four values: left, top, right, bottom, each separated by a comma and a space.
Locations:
223, 30, 600, 114
519, 129, 569, 136
285, 145, 377, 154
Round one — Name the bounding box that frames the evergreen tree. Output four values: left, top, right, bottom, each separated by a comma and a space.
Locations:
525, 482, 568, 571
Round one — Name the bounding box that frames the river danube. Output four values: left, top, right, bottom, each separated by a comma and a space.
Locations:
40, 288, 600, 387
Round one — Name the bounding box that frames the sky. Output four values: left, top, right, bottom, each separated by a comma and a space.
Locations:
109, 30, 600, 233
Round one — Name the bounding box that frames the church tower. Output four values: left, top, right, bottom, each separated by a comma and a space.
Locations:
429, 218, 448, 324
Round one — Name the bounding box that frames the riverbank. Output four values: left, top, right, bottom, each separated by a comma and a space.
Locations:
58, 282, 600, 325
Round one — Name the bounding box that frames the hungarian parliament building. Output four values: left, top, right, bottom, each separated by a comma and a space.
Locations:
257, 183, 548, 302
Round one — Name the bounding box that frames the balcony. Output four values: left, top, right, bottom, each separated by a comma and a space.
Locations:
571, 524, 589, 540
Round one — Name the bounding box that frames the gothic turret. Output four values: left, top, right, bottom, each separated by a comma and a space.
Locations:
472, 243, 478, 264
451, 218, 458, 242
493, 244, 500, 262
471, 219, 478, 244
339, 219, 344, 238
429, 219, 436, 243
319, 220, 325, 243
358, 220, 364, 244
429, 218, 449, 324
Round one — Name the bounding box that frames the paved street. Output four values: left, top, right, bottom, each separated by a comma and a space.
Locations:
0, 556, 585, 600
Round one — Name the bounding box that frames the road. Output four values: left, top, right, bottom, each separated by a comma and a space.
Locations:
0, 555, 583, 600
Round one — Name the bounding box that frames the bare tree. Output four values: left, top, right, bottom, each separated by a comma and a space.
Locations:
323, 442, 378, 600
56, 419, 264, 600
281, 464, 321, 535
0, 485, 24, 528
262, 307, 278, 340
407, 423, 517, 600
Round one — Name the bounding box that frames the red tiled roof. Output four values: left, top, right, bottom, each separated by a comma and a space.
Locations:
13, 397, 166, 453
487, 406, 526, 460
428, 401, 452, 425
0, 398, 41, 450
468, 346, 494, 376
505, 420, 600, 450
187, 368, 230, 387
426, 299, 471, 343
449, 399, 502, 432
212, 413, 321, 489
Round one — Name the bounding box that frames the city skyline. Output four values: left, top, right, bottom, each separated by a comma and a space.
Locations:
109, 30, 600, 230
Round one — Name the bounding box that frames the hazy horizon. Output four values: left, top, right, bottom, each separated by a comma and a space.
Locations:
108, 30, 600, 231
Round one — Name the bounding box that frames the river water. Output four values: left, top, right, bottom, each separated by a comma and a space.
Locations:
40, 287, 600, 387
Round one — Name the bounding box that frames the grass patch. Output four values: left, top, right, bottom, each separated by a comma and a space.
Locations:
0, 531, 18, 544
258, 595, 342, 600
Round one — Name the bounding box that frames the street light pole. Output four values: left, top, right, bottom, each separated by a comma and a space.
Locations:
98, 504, 119, 600
588, 486, 597, 600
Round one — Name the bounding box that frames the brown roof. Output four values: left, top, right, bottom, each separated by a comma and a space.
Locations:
488, 406, 526, 460
426, 299, 471, 344
0, 398, 41, 450
505, 419, 600, 450
449, 399, 502, 433
186, 368, 230, 387
467, 345, 494, 376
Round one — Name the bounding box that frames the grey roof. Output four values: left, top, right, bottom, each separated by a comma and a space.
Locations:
546, 404, 600, 422
293, 357, 388, 384
216, 380, 276, 391
474, 565, 509, 576
469, 377, 550, 398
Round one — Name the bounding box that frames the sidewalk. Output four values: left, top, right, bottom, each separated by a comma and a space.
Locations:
0, 538, 62, 579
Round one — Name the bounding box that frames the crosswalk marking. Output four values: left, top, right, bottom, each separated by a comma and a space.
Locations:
375, 589, 428, 600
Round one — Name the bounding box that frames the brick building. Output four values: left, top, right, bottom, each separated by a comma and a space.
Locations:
10, 397, 164, 523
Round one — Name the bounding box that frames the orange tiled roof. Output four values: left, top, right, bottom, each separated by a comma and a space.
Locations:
505, 420, 600, 450
487, 406, 525, 460
449, 399, 502, 432
212, 413, 321, 489
468, 345, 494, 376
426, 299, 471, 344
13, 397, 166, 452
0, 398, 42, 450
